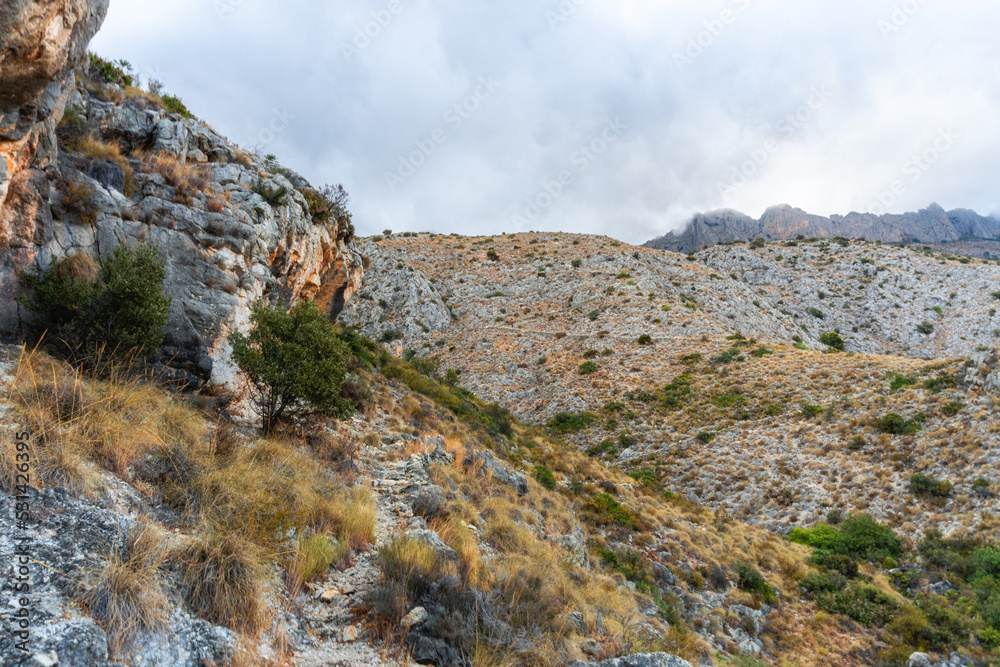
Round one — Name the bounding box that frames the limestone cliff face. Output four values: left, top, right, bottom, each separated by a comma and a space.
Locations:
0, 0, 364, 387
645, 203, 1000, 253
0, 0, 107, 205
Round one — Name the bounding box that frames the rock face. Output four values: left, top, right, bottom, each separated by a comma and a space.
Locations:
645, 204, 1000, 253
0, 0, 109, 207
0, 1, 363, 386
569, 653, 693, 667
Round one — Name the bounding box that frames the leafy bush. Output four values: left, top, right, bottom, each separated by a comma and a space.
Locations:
750, 237, 765, 249
229, 301, 354, 433
161, 95, 194, 119
917, 322, 935, 335
578, 361, 598, 375
733, 561, 777, 603
695, 431, 715, 444
815, 583, 898, 626
548, 412, 597, 435
533, 465, 557, 490
21, 244, 171, 361
889, 374, 916, 392
583, 493, 647, 530
661, 374, 693, 410
251, 179, 288, 206
909, 473, 953, 498
801, 403, 824, 418
637, 334, 652, 345
883, 411, 925, 435
819, 331, 844, 350
923, 375, 956, 394
941, 400, 964, 417
808, 307, 826, 320
713, 347, 745, 365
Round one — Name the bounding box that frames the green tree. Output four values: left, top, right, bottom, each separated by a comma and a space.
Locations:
229, 301, 354, 433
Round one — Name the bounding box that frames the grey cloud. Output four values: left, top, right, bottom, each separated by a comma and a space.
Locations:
91, 0, 1000, 243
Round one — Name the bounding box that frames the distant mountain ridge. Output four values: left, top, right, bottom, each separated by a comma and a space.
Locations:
643, 203, 1000, 253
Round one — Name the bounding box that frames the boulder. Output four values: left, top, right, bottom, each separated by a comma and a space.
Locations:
405, 528, 459, 561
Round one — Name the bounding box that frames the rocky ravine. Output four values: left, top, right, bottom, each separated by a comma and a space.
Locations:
0, 0, 364, 387
645, 204, 1000, 253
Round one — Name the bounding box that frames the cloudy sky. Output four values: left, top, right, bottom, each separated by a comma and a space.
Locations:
91, 0, 1000, 243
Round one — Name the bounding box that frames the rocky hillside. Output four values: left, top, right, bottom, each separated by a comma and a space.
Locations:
644, 204, 1000, 253
0, 0, 363, 387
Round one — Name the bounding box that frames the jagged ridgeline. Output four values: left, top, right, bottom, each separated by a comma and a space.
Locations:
645, 204, 1000, 253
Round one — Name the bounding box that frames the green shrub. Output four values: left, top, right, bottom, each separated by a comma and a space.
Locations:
578, 361, 598, 375
548, 412, 597, 435
917, 322, 935, 335
161, 94, 194, 119
21, 244, 171, 362
881, 412, 922, 435
750, 237, 765, 249
889, 374, 916, 392
229, 301, 354, 433
815, 583, 897, 626
637, 334, 652, 345
583, 493, 646, 530
837, 514, 902, 561
848, 436, 867, 452
695, 431, 715, 444
820, 331, 844, 350
808, 307, 826, 320
571, 259, 582, 268
750, 346, 773, 358
661, 374, 693, 410
251, 179, 288, 206
801, 403, 824, 418
732, 561, 777, 603
789, 524, 842, 551
941, 400, 964, 417
923, 375, 956, 394
533, 465, 557, 491
713, 347, 744, 365
909, 473, 952, 498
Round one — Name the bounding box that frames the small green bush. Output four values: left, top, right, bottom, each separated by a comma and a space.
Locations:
815, 583, 897, 626
917, 322, 935, 335
578, 361, 599, 375
548, 412, 598, 434
533, 465, 557, 491
808, 307, 826, 320
733, 561, 777, 603
909, 473, 953, 498
161, 94, 194, 119
637, 334, 652, 345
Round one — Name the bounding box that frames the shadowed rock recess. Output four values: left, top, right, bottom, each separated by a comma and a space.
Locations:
0, 0, 363, 386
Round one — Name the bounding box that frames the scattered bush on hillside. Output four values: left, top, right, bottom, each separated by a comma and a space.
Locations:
820, 331, 845, 350
917, 322, 935, 335
909, 473, 952, 499
548, 412, 598, 434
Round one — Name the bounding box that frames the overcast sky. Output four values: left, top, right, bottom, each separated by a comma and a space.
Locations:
91, 0, 1000, 243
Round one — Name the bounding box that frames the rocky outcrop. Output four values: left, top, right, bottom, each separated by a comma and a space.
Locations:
645, 203, 1000, 253
0, 0, 109, 208
0, 1, 364, 387
569, 653, 693, 667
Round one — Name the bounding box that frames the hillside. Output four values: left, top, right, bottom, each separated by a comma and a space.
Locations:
644, 205, 1000, 253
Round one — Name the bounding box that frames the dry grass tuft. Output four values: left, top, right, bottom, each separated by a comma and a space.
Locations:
180, 528, 265, 633
81, 519, 168, 654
